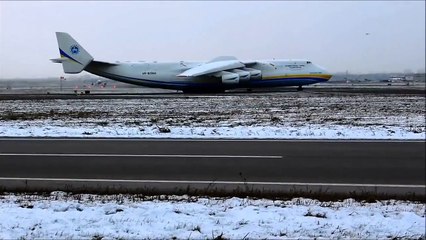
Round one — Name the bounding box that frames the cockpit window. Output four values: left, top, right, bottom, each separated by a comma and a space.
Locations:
307, 61, 311, 64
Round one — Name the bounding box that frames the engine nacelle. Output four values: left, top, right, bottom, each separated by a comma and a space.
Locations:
214, 71, 240, 84
243, 68, 262, 80
230, 69, 250, 82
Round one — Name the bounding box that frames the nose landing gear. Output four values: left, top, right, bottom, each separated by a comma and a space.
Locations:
297, 86, 303, 91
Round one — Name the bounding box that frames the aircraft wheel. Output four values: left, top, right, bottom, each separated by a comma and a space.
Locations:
297, 86, 303, 91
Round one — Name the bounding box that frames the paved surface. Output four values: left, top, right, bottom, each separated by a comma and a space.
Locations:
0, 138, 424, 197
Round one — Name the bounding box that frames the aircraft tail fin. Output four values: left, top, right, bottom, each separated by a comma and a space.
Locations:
51, 32, 94, 73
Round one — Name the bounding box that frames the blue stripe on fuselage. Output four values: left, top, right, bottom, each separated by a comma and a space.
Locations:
249, 77, 328, 87
85, 70, 327, 90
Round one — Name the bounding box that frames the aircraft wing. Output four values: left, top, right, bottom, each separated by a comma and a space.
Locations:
242, 60, 257, 66
177, 60, 245, 77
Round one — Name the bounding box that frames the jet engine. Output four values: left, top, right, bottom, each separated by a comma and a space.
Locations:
243, 68, 262, 80
230, 69, 251, 82
213, 71, 240, 84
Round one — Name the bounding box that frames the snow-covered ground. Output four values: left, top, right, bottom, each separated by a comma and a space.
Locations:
0, 94, 424, 238
0, 192, 424, 239
0, 93, 425, 139
0, 122, 424, 139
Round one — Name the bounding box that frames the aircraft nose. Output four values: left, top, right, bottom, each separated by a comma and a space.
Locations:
315, 64, 332, 81
324, 74, 333, 81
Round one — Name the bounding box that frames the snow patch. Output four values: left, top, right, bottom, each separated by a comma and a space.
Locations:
0, 122, 424, 139
0, 193, 424, 239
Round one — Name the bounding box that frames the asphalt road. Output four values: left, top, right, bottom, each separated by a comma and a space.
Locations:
0, 138, 424, 197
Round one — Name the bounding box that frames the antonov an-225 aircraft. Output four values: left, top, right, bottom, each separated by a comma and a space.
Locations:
51, 32, 332, 92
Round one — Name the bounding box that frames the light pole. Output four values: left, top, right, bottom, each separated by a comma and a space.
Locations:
60, 76, 66, 91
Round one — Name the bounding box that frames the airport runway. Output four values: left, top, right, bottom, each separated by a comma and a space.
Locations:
0, 138, 424, 198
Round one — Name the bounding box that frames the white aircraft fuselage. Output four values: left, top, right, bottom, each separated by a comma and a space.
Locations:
52, 32, 332, 92
85, 60, 330, 92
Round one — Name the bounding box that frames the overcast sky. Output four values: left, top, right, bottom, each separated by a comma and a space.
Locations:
0, 1, 425, 78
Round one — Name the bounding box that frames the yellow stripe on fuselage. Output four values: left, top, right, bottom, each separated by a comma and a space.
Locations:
263, 74, 333, 80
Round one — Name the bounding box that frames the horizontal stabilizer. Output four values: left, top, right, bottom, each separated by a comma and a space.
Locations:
50, 57, 70, 63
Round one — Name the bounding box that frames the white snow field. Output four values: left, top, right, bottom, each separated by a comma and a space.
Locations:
0, 122, 424, 139
0, 193, 424, 239
0, 93, 425, 139
0, 93, 424, 239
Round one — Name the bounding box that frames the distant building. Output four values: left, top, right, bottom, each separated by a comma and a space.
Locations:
405, 75, 414, 81
389, 74, 425, 82
388, 76, 406, 82
413, 73, 425, 82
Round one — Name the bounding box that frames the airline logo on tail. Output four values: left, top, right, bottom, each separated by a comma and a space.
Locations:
51, 32, 94, 73
70, 45, 80, 55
